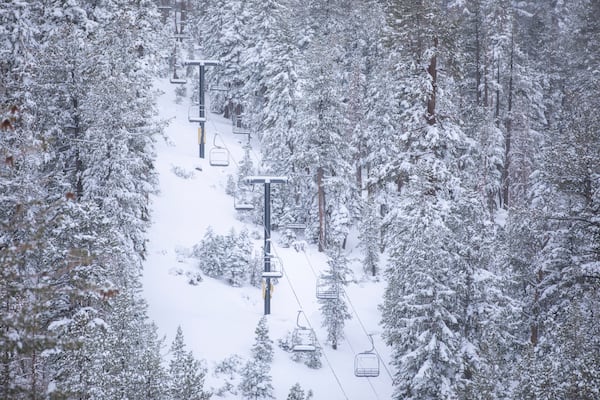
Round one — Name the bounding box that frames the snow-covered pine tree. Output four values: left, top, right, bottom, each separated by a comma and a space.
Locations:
202, 0, 249, 118
319, 250, 351, 350
224, 228, 252, 287
287, 383, 313, 400
239, 316, 275, 399
357, 198, 381, 278
195, 226, 226, 278
168, 326, 211, 400
138, 322, 169, 400
250, 316, 274, 365
379, 1, 508, 398
295, 36, 354, 251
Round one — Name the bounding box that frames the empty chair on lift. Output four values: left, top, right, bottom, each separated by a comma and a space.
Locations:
209, 83, 229, 92
209, 134, 229, 167
284, 204, 308, 231
233, 194, 254, 211
261, 254, 283, 278
169, 71, 187, 84
286, 222, 307, 230
188, 104, 206, 122
233, 181, 255, 211
232, 115, 250, 135
354, 335, 380, 377
169, 56, 187, 84
316, 277, 339, 299
291, 311, 317, 352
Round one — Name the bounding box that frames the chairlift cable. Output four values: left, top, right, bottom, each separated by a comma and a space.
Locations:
265, 243, 350, 400
341, 286, 394, 382
300, 248, 394, 382
298, 248, 383, 396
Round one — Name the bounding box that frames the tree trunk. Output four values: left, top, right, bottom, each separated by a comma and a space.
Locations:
426, 37, 438, 125
475, 6, 481, 105
502, 34, 514, 209
317, 166, 326, 252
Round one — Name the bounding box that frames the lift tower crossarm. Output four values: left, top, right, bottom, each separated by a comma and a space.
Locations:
243, 176, 288, 185
183, 59, 220, 66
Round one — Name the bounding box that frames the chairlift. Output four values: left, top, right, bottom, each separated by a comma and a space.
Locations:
316, 277, 338, 299
188, 104, 206, 122
169, 52, 187, 84
209, 83, 228, 92
233, 179, 255, 211
286, 222, 307, 230
169, 72, 187, 84
262, 254, 283, 278
291, 311, 317, 352
173, 33, 189, 41
284, 205, 308, 231
208, 134, 229, 167
234, 195, 254, 211
232, 115, 250, 135
354, 335, 380, 377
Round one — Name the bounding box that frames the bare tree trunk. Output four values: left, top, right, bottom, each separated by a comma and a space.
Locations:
530, 268, 543, 346
475, 5, 482, 105
317, 166, 326, 252
495, 60, 501, 124
502, 33, 514, 209
426, 37, 438, 125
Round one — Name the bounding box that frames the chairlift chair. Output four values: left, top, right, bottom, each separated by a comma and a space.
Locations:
208, 134, 230, 167
233, 195, 254, 211
233, 182, 255, 211
286, 222, 307, 230
209, 84, 228, 92
169, 72, 187, 84
188, 104, 206, 122
169, 56, 187, 84
354, 335, 380, 377
291, 311, 317, 352
285, 205, 307, 231
261, 254, 283, 278
232, 115, 250, 135
173, 33, 189, 41
316, 277, 338, 299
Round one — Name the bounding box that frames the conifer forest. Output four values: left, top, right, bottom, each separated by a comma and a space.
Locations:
1, 0, 599, 399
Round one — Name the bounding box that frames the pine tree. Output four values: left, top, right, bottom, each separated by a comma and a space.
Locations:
295, 37, 354, 251
357, 199, 381, 278
195, 226, 226, 278
168, 326, 211, 400
202, 0, 249, 118
319, 250, 351, 350
239, 316, 274, 399
287, 382, 313, 400
378, 2, 508, 398
224, 228, 252, 287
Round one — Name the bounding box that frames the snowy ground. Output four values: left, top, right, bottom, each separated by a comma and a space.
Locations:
142, 78, 394, 399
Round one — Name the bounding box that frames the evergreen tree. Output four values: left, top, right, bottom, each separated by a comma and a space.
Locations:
287, 382, 313, 400
195, 226, 226, 278
295, 37, 354, 251
239, 316, 274, 399
379, 2, 506, 398
319, 250, 351, 350
168, 326, 211, 400
357, 198, 382, 278
224, 228, 252, 287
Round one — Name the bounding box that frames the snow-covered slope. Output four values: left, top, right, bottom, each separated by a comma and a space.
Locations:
142, 78, 393, 399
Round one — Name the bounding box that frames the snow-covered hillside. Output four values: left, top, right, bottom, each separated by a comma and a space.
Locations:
142, 78, 394, 399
